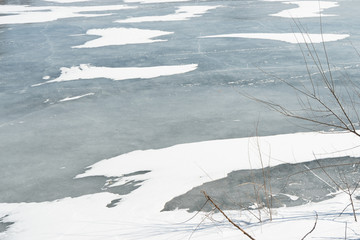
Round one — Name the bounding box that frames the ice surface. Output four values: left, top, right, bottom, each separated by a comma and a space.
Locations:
163, 156, 360, 211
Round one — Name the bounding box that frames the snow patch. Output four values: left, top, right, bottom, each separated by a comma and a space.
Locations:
73, 28, 173, 48
117, 5, 222, 23
33, 64, 198, 85
59, 93, 95, 102
0, 5, 136, 25
267, 1, 338, 18
280, 193, 300, 201
200, 33, 349, 44
43, 0, 90, 3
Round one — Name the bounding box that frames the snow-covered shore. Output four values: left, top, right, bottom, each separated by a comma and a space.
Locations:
1, 131, 360, 239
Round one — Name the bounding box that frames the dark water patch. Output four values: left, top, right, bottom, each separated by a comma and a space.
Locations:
163, 156, 360, 212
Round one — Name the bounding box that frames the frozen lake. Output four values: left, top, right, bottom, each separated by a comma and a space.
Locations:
0, 0, 360, 239
0, 0, 359, 201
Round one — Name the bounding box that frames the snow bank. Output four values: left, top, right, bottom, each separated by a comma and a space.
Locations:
77, 131, 360, 214
1, 131, 360, 239
200, 32, 349, 44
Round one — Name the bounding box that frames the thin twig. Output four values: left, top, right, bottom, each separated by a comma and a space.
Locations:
344, 180, 358, 222
301, 212, 318, 240
202, 191, 256, 240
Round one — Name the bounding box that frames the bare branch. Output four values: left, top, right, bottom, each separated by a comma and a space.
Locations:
202, 191, 256, 240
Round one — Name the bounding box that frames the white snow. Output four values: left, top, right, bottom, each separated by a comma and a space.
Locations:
1, 131, 360, 239
59, 93, 95, 102
200, 32, 349, 44
32, 64, 198, 86
72, 28, 173, 48
117, 6, 222, 23
0, 5, 136, 25
279, 193, 300, 201
76, 131, 360, 214
269, 1, 339, 18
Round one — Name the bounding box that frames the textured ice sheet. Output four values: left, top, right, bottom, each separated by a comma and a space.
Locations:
163, 156, 360, 212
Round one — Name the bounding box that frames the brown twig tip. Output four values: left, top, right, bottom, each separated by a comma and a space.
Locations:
201, 191, 256, 240
301, 212, 318, 240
